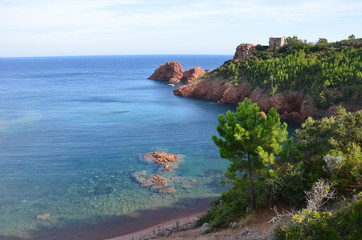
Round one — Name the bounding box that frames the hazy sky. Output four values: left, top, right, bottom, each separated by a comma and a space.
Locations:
1, 0, 361, 57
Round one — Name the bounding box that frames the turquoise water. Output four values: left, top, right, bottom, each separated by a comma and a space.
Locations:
0, 55, 299, 239
0, 55, 238, 239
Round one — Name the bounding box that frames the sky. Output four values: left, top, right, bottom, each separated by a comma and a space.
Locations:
0, 0, 361, 57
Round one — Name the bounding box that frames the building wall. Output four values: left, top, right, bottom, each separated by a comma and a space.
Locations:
269, 36, 286, 50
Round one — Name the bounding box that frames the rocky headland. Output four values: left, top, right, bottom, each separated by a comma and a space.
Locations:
149, 41, 361, 123
148, 61, 205, 83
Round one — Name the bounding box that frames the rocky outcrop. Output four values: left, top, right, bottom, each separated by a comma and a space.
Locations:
173, 80, 318, 122
148, 62, 205, 83
144, 152, 179, 163
233, 44, 256, 60
181, 66, 205, 83
148, 61, 184, 82
144, 151, 181, 171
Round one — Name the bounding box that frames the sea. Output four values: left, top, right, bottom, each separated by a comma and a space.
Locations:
0, 55, 297, 240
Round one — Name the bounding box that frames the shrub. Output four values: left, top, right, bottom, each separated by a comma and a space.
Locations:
273, 192, 362, 240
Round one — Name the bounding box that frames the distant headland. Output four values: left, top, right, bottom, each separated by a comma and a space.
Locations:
149, 36, 362, 122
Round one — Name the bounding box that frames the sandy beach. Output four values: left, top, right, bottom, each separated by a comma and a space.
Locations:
106, 212, 204, 240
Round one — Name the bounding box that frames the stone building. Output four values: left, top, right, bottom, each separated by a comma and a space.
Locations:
269, 36, 286, 50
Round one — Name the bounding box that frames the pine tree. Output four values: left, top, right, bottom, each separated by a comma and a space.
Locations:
212, 98, 288, 209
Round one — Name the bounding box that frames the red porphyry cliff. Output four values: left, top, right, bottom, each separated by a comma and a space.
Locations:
148, 61, 184, 82
173, 80, 317, 123
233, 44, 256, 60
181, 66, 205, 83
148, 61, 205, 83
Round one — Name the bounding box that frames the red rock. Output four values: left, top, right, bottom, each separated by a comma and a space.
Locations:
173, 79, 318, 123
149, 174, 167, 188
149, 62, 205, 83
144, 152, 179, 163
163, 164, 173, 171
233, 44, 256, 61
148, 61, 184, 82
181, 66, 205, 83
158, 188, 176, 194
133, 171, 168, 188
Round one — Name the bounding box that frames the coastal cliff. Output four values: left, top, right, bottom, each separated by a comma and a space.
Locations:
173, 79, 316, 122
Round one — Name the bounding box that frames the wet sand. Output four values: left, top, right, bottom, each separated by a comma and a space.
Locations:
106, 212, 204, 240
103, 200, 209, 240
19, 198, 210, 240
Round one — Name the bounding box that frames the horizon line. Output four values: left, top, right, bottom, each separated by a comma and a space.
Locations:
0, 53, 233, 59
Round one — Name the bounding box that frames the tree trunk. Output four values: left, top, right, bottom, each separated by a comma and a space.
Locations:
247, 152, 256, 210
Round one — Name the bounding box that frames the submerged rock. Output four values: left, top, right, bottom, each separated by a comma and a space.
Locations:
163, 164, 174, 171
36, 213, 52, 221
149, 174, 168, 189
133, 172, 168, 189
158, 188, 177, 194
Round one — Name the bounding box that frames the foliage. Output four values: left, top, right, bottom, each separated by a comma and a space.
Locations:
196, 188, 249, 228
212, 98, 288, 210
214, 36, 362, 104
296, 108, 362, 195
348, 34, 356, 40
262, 163, 307, 207
216, 48, 362, 95
198, 99, 289, 228
279, 36, 311, 54
273, 192, 362, 240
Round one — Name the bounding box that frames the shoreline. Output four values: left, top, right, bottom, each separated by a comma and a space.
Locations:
106, 212, 205, 240
100, 199, 209, 240
22, 199, 211, 240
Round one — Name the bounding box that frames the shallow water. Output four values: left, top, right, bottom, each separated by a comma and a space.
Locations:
0, 55, 238, 239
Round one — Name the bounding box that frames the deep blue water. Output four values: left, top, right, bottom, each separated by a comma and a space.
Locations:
0, 55, 238, 239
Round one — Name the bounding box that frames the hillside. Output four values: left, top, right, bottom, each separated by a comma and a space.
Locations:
173, 36, 362, 122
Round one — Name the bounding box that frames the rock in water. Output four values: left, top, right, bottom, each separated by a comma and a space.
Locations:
148, 61, 184, 82
148, 62, 205, 83
36, 213, 51, 221
144, 151, 179, 163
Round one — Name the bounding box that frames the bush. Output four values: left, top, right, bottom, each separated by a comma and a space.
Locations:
197, 190, 248, 228
296, 108, 362, 196
273, 192, 362, 240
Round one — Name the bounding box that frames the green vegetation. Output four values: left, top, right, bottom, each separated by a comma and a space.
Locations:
213, 36, 362, 107
198, 99, 362, 239
296, 107, 362, 196
212, 99, 288, 210
274, 192, 362, 240
199, 99, 288, 227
